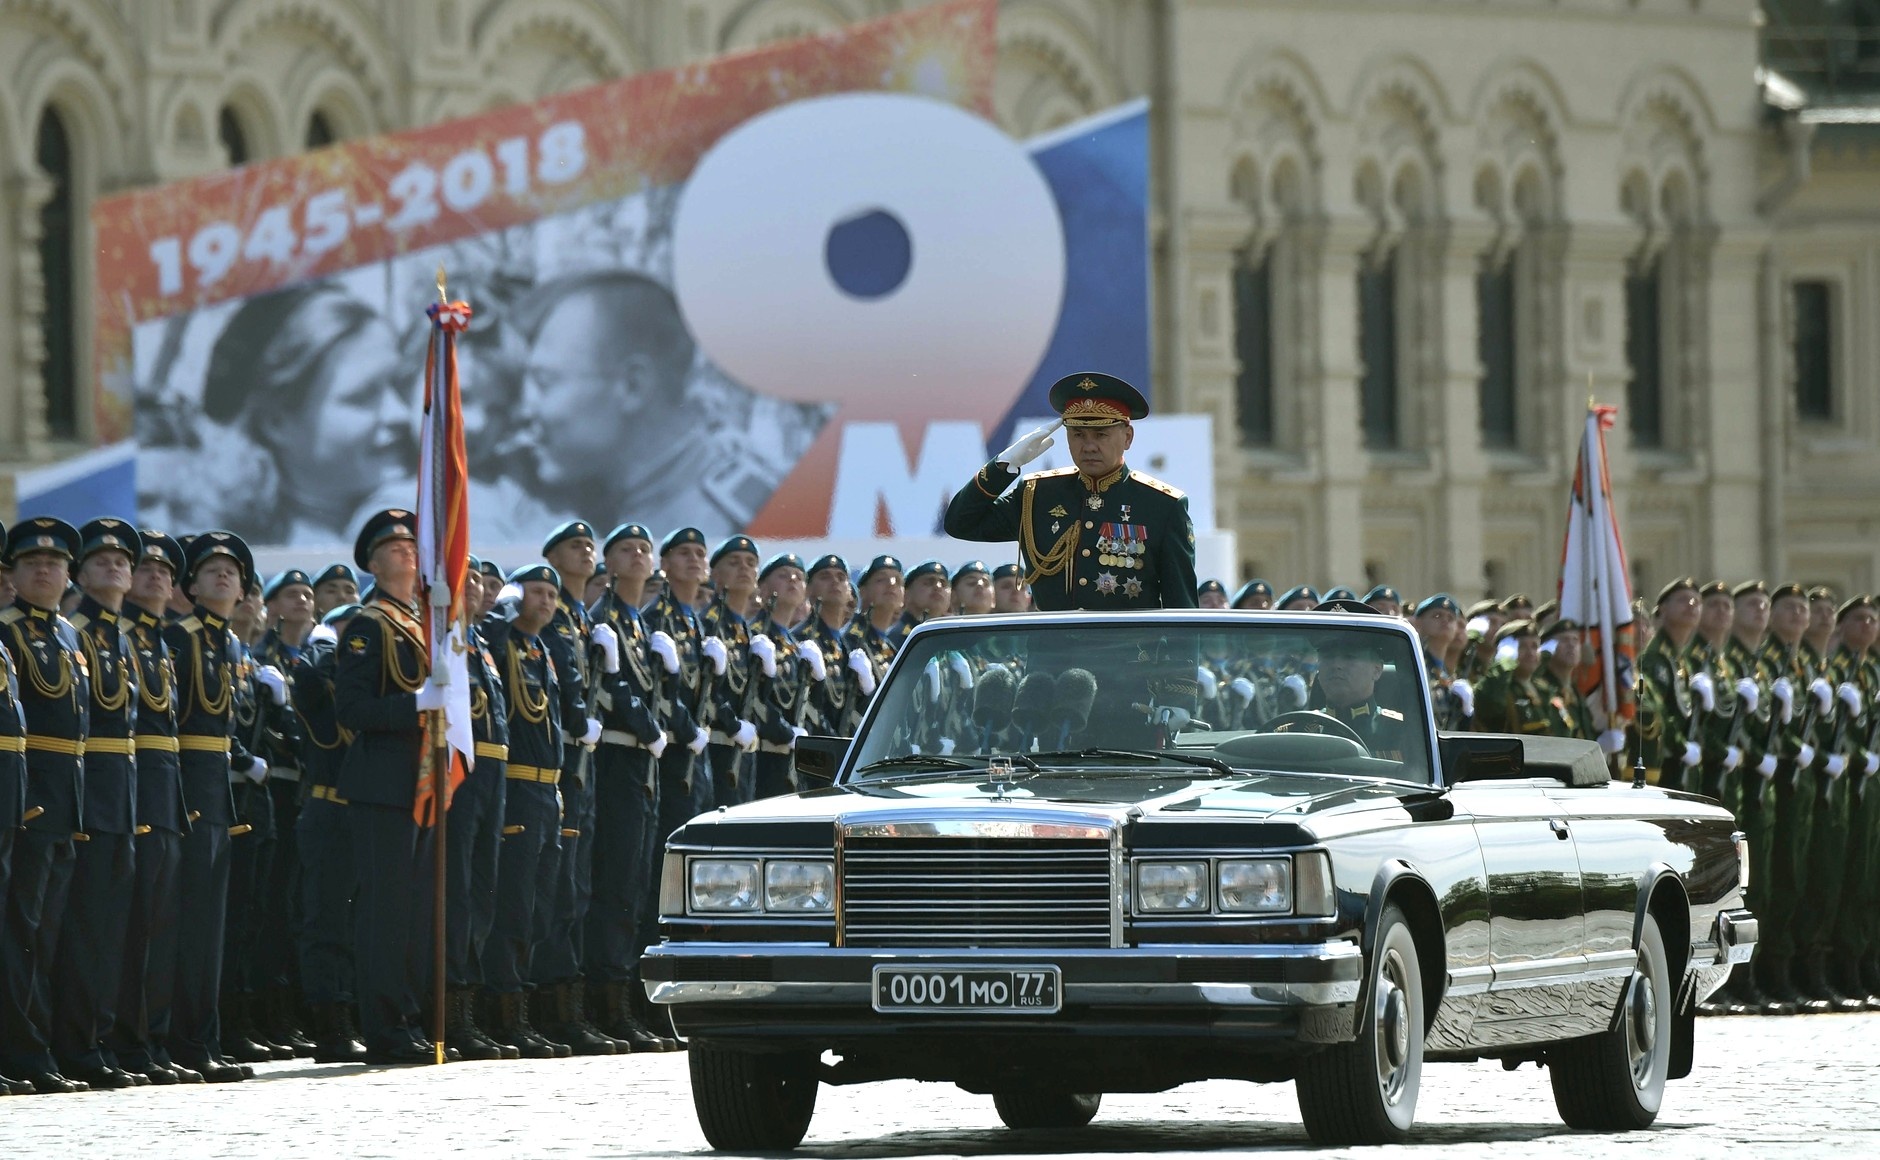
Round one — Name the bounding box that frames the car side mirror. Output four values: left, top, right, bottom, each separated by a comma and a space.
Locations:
793, 735, 850, 787
1440, 734, 1526, 784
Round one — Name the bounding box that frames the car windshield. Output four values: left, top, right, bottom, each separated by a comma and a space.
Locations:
846, 618, 1435, 786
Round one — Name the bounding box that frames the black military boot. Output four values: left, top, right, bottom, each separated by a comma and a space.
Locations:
486, 991, 562, 1059
220, 993, 277, 1064
1835, 958, 1880, 1010
594, 978, 676, 1052
266, 987, 316, 1057
538, 980, 616, 1056
1722, 962, 1764, 1016
310, 1002, 368, 1064
443, 988, 505, 1061
1755, 953, 1798, 1016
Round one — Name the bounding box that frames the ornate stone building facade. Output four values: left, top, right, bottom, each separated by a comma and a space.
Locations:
0, 0, 1874, 597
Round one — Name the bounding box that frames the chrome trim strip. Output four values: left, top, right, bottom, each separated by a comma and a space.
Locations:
647, 978, 1359, 1008
1445, 964, 1494, 997
840, 813, 1114, 840
1487, 952, 1634, 991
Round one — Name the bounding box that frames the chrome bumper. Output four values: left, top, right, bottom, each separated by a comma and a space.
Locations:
1716, 909, 1757, 966
642, 941, 1364, 1009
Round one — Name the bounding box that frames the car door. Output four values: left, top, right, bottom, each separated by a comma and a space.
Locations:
1451, 780, 1589, 1043
1547, 785, 1655, 1024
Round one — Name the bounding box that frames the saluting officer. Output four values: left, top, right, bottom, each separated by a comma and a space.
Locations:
701, 537, 760, 808
164, 531, 266, 1083
749, 554, 811, 799
0, 518, 89, 1094
945, 373, 1197, 610
333, 511, 439, 1065
50, 520, 144, 1089
105, 530, 196, 1085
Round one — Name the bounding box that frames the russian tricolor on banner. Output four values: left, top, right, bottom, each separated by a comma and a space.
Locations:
414, 291, 475, 827
1557, 403, 1636, 741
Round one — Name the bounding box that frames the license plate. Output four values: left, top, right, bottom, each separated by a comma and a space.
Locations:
872, 965, 1061, 1014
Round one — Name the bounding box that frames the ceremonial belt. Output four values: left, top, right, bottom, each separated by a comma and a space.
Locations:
600, 728, 658, 751
179, 735, 232, 753
475, 741, 509, 762
310, 784, 348, 805
25, 736, 83, 756
505, 763, 559, 784
135, 736, 180, 753
272, 764, 302, 783
710, 730, 741, 748
758, 741, 794, 755
85, 738, 136, 755
0, 735, 24, 754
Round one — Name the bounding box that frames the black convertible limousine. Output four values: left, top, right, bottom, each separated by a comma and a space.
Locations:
643, 611, 1754, 1149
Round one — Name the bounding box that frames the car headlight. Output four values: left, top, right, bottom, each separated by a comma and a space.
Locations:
763, 860, 835, 912
688, 859, 760, 912
1136, 860, 1209, 912
1218, 858, 1291, 913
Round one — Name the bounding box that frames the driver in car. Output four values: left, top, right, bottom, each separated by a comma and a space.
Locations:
1272, 636, 1409, 761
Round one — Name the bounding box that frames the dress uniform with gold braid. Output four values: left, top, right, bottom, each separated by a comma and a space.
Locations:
795, 555, 864, 738
1753, 584, 1827, 1012
944, 373, 1198, 610
50, 520, 144, 1089
219, 614, 281, 1066
1808, 600, 1877, 1009
0, 517, 88, 1094
1472, 620, 1552, 737
644, 528, 716, 850
246, 570, 312, 1055
479, 565, 568, 1059
749, 553, 811, 800
1834, 600, 1880, 1005
1636, 578, 1700, 787
702, 536, 760, 809
1533, 618, 1595, 740
332, 511, 436, 1064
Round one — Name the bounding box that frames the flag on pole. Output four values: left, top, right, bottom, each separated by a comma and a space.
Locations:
413, 291, 475, 827
1557, 403, 1636, 732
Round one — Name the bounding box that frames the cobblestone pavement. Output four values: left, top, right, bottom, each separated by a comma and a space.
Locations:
2, 1014, 1872, 1159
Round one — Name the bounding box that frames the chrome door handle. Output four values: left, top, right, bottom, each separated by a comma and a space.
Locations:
1548, 819, 1570, 839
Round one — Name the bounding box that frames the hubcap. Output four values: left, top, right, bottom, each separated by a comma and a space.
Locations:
1373, 949, 1411, 1103
1625, 959, 1659, 1088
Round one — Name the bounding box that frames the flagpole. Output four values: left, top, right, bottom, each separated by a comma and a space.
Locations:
430, 268, 451, 1066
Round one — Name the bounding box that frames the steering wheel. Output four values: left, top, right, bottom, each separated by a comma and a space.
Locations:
1255, 710, 1367, 750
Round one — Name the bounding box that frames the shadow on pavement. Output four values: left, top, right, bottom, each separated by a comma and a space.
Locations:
791, 1117, 1581, 1157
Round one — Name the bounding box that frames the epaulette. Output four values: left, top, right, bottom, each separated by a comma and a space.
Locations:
177, 616, 203, 633
69, 613, 89, 631
0, 608, 22, 626
1378, 707, 1404, 722
1131, 470, 1186, 501
1024, 466, 1078, 482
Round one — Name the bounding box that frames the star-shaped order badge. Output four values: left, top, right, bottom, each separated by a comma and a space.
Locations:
1096, 572, 1119, 595
1123, 576, 1143, 599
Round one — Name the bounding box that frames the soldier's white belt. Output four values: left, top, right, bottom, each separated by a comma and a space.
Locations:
600, 729, 658, 751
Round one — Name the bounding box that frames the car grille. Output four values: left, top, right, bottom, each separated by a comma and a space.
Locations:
839, 835, 1113, 948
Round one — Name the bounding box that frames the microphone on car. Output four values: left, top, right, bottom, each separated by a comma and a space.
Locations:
1011, 672, 1059, 747
972, 666, 1018, 750
1052, 668, 1098, 748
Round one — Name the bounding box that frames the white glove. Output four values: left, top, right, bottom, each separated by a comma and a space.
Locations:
1597, 728, 1626, 755
646, 732, 668, 760
1863, 752, 1880, 777
687, 728, 709, 755
255, 665, 287, 706
1452, 679, 1475, 719
1495, 638, 1518, 665
1152, 705, 1192, 734
1797, 742, 1816, 768
1810, 677, 1834, 713
1681, 741, 1703, 767
309, 624, 337, 645
1196, 666, 1219, 701
650, 631, 680, 675
702, 636, 727, 676
847, 649, 877, 696
1281, 673, 1309, 709
733, 719, 757, 749
578, 717, 601, 746
922, 658, 943, 704
1757, 753, 1779, 779
1825, 753, 1847, 778
1539, 639, 1559, 656
1228, 677, 1255, 707
948, 653, 974, 690
996, 418, 1063, 470
1734, 678, 1759, 714
1772, 677, 1794, 723
796, 641, 827, 682
591, 623, 620, 674
1837, 682, 1861, 713
1465, 616, 1490, 640
1689, 672, 1715, 712
1722, 745, 1743, 772
415, 681, 447, 711
938, 736, 956, 756
244, 757, 269, 784
748, 633, 777, 678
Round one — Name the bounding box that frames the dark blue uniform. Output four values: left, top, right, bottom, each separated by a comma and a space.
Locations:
532, 587, 594, 991
447, 623, 507, 989
749, 604, 809, 800
700, 595, 755, 807
644, 589, 713, 847
289, 623, 363, 1060
249, 627, 309, 1044
479, 615, 562, 1001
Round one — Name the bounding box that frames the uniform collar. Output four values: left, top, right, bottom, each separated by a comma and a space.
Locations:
76, 594, 122, 623
192, 603, 228, 631
1076, 464, 1127, 493
12, 598, 56, 621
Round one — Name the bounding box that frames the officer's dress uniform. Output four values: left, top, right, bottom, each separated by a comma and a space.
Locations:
796, 613, 861, 738
333, 591, 436, 1058
645, 587, 714, 846
289, 622, 363, 1056
250, 625, 310, 1040
1637, 628, 1696, 788
531, 583, 596, 996
107, 596, 189, 1078
219, 640, 279, 1061
0, 591, 79, 1086
50, 595, 139, 1081
701, 594, 755, 808
441, 617, 509, 1059
1473, 667, 1553, 737
1755, 629, 1827, 1009
1278, 697, 1409, 762
748, 601, 809, 800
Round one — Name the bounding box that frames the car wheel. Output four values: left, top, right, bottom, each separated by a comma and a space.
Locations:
1549, 913, 1671, 1130
992, 1089, 1101, 1130
689, 1041, 819, 1151
1295, 901, 1424, 1145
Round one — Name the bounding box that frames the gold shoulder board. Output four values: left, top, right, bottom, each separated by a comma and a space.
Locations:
0, 608, 22, 626
1024, 466, 1078, 482
177, 616, 202, 632
1131, 471, 1187, 501
69, 613, 90, 630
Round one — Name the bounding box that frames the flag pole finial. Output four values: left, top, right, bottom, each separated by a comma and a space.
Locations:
436, 265, 448, 305
1587, 371, 1596, 412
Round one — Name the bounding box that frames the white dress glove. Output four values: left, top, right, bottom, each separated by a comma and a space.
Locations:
847, 649, 877, 696
646, 732, 668, 760
1228, 677, 1255, 707
1465, 616, 1490, 641
949, 653, 974, 690
702, 637, 728, 676
650, 631, 681, 675
1196, 666, 1219, 701
1771, 677, 1794, 723
1281, 673, 1309, 709
244, 757, 269, 784
309, 624, 337, 645
590, 623, 620, 674
922, 658, 943, 704
1689, 672, 1715, 712
1837, 682, 1862, 713
1153, 705, 1192, 733
1864, 752, 1880, 777
415, 681, 447, 712
748, 633, 778, 678
996, 418, 1063, 470
733, 719, 757, 749
1810, 677, 1834, 713
938, 737, 956, 756
1722, 745, 1743, 772
255, 665, 288, 706
687, 728, 710, 755
796, 641, 827, 682
1756, 753, 1779, 779
1452, 679, 1475, 719
1681, 741, 1703, 767
1797, 743, 1817, 769
580, 718, 602, 746
1734, 678, 1759, 714
1598, 728, 1627, 755
1824, 753, 1847, 778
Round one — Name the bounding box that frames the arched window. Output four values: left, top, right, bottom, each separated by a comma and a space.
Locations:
36, 108, 78, 440
306, 110, 335, 149
218, 106, 249, 166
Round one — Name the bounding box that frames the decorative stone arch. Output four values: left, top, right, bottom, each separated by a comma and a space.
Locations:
212, 0, 400, 134
473, 0, 644, 88
718, 0, 854, 54
1469, 60, 1568, 228
289, 64, 378, 146
0, 0, 138, 176
1222, 49, 1328, 239
213, 77, 288, 162
1349, 57, 1448, 228
994, 2, 1118, 138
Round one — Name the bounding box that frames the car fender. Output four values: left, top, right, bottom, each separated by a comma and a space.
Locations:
1358, 858, 1444, 1025
1627, 862, 1690, 1015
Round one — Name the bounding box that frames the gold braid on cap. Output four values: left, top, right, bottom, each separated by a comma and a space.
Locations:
1059, 397, 1128, 427
1019, 477, 1079, 597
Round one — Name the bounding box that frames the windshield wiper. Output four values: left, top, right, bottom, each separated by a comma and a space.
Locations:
1029, 748, 1239, 778
854, 754, 979, 775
